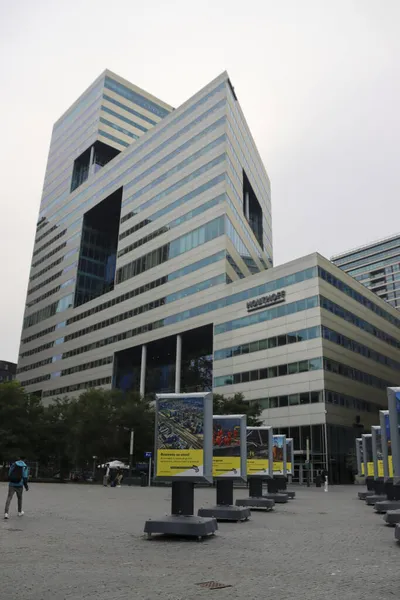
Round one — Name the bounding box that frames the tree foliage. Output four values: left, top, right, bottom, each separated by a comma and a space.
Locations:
0, 383, 261, 471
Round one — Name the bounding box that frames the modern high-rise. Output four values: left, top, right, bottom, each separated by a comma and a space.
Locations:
332, 233, 400, 311
17, 71, 400, 482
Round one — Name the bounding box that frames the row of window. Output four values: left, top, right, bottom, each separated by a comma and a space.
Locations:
28, 270, 63, 296
333, 237, 400, 267
29, 256, 64, 282
17, 357, 52, 374
23, 293, 73, 330
33, 229, 66, 257
120, 172, 224, 233
347, 253, 400, 277
39, 81, 225, 226
26, 284, 62, 308
214, 325, 320, 360
255, 390, 323, 409
121, 109, 225, 203
103, 94, 157, 126
99, 129, 130, 148
116, 215, 225, 284
99, 117, 139, 141
32, 242, 67, 269
61, 356, 113, 377
319, 295, 400, 350
336, 245, 400, 272
118, 195, 224, 259
42, 376, 112, 398
35, 223, 58, 244
104, 77, 170, 119
63, 275, 225, 343
215, 295, 319, 335
318, 267, 400, 329
325, 389, 375, 413
214, 357, 323, 387
214, 355, 393, 391
323, 357, 393, 390
321, 326, 400, 371
20, 251, 226, 350
226, 254, 245, 279
20, 373, 51, 387
102, 105, 149, 133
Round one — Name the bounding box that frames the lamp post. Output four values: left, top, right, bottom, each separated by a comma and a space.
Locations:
129, 429, 134, 477
92, 455, 97, 480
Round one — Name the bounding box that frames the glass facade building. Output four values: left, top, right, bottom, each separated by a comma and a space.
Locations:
332, 233, 400, 311
17, 71, 400, 483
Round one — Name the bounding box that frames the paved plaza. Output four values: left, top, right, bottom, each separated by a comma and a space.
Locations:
0, 483, 398, 600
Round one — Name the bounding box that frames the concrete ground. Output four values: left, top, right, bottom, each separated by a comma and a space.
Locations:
0, 483, 398, 600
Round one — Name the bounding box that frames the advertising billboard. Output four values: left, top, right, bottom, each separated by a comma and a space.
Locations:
155, 393, 212, 482
246, 426, 273, 477
355, 438, 363, 476
272, 434, 286, 475
371, 426, 384, 478
362, 434, 374, 477
286, 438, 294, 475
387, 387, 400, 478
212, 415, 246, 480
379, 410, 390, 478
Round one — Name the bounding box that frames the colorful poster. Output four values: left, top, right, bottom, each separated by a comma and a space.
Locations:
247, 427, 271, 475
212, 417, 241, 477
156, 396, 204, 477
359, 440, 365, 475
272, 434, 285, 474
365, 435, 374, 477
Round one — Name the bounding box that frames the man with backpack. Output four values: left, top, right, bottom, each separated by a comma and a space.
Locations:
4, 458, 29, 519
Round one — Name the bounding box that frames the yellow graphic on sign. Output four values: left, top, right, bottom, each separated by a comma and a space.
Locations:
273, 461, 284, 473
247, 459, 269, 475
156, 449, 203, 477
388, 455, 394, 477
287, 462, 292, 474
367, 462, 374, 477
361, 463, 365, 475
377, 460, 384, 478
213, 456, 241, 477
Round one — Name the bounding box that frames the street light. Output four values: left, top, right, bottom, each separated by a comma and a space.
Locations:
92, 455, 97, 480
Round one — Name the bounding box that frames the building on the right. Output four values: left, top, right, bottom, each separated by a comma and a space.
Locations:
331, 233, 400, 311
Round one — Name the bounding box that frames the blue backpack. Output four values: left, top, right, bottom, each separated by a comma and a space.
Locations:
8, 463, 23, 484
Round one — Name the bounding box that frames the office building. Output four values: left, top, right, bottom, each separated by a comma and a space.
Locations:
17, 72, 400, 482
332, 233, 400, 311
0, 360, 16, 383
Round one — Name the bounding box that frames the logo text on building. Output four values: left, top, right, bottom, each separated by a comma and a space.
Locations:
247, 290, 286, 312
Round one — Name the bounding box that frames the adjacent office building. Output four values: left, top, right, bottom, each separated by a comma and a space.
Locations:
332, 233, 400, 311
17, 71, 400, 482
0, 360, 16, 383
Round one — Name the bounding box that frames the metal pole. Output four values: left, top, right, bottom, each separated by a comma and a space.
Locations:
323, 422, 329, 473
175, 334, 182, 393
148, 457, 152, 487
139, 344, 147, 397
306, 437, 310, 487
129, 429, 134, 477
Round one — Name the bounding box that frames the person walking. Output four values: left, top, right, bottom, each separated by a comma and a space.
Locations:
4, 458, 29, 519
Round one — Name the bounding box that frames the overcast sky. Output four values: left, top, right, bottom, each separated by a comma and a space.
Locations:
0, 0, 399, 362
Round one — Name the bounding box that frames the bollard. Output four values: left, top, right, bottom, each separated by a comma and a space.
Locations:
324, 476, 328, 492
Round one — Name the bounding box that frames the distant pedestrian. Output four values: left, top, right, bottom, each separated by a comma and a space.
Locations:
115, 468, 123, 488
4, 458, 29, 519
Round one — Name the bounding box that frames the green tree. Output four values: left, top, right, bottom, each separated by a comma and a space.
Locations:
213, 392, 262, 426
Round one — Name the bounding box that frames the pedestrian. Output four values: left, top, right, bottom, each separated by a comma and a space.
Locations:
115, 467, 123, 488
4, 458, 29, 519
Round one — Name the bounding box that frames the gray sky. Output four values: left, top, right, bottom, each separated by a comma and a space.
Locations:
1, 0, 399, 362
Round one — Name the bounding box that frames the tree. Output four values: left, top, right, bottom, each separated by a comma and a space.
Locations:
213, 392, 262, 426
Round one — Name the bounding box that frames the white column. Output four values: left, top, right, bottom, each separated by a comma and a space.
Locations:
175, 334, 182, 393
244, 191, 250, 221
139, 344, 147, 397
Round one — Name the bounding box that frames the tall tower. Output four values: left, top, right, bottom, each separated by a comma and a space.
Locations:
17, 70, 272, 400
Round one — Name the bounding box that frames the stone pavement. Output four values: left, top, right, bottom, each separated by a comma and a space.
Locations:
0, 483, 398, 600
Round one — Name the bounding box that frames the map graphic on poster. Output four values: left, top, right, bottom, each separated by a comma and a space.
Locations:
385, 413, 393, 477
247, 427, 270, 475
156, 396, 204, 477
212, 417, 241, 477
272, 435, 285, 474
